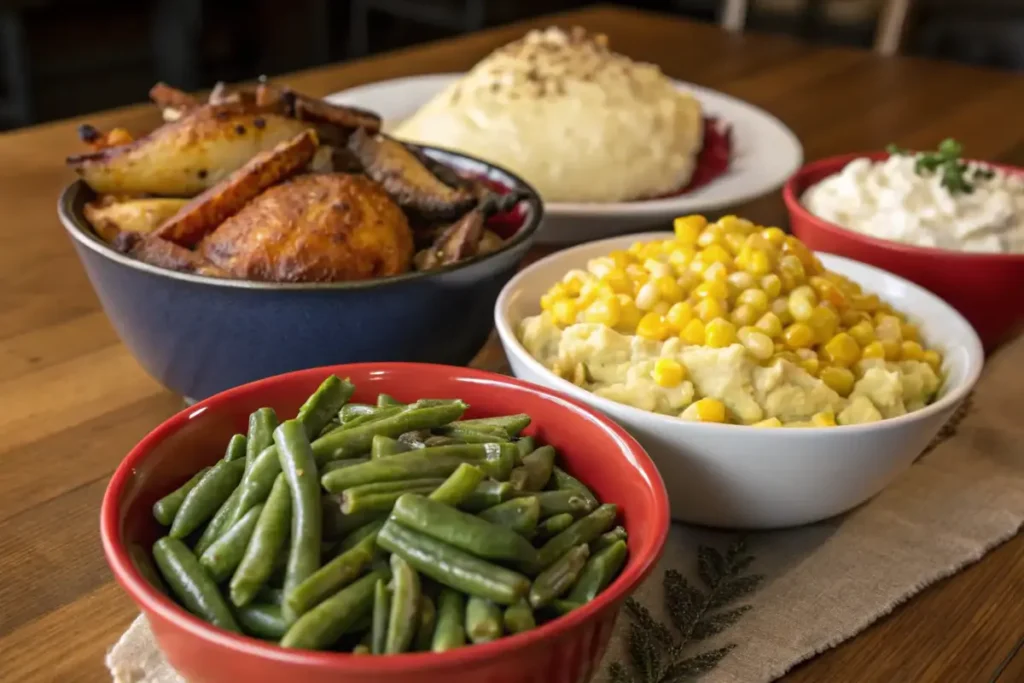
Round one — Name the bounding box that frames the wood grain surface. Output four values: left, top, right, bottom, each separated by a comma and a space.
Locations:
0, 5, 1022, 682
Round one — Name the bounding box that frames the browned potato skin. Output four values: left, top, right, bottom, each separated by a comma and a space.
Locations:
198, 174, 413, 282
114, 232, 225, 278
155, 130, 319, 248
84, 197, 189, 242
66, 103, 312, 197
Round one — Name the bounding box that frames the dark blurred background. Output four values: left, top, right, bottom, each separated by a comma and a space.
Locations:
0, 0, 1020, 130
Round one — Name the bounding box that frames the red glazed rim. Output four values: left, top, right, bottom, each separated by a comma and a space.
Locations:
100, 363, 670, 674
783, 151, 1024, 263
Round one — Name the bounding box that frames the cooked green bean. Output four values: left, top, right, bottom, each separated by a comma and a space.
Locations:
245, 408, 279, 473
398, 430, 430, 449
534, 504, 617, 572
550, 466, 599, 508
533, 513, 574, 543
287, 533, 376, 619
550, 599, 582, 616
591, 526, 628, 553
428, 463, 484, 507
432, 588, 466, 652
392, 494, 537, 563
281, 568, 388, 650
503, 599, 536, 634
193, 486, 242, 556
339, 403, 376, 423
224, 434, 247, 462
377, 393, 405, 408
321, 457, 370, 474
514, 436, 536, 463
371, 435, 410, 459
385, 554, 421, 654
169, 458, 245, 539
312, 402, 468, 462
339, 519, 386, 553
321, 444, 514, 492
511, 446, 555, 492
437, 425, 510, 444
568, 539, 627, 603
199, 503, 263, 583
371, 578, 391, 655
297, 376, 355, 439
465, 597, 502, 644
414, 595, 436, 651
153, 467, 211, 526
322, 498, 383, 541
529, 544, 590, 608
531, 490, 595, 518
235, 602, 287, 639
152, 537, 240, 633
478, 497, 540, 536
344, 478, 448, 496
256, 586, 284, 606
377, 520, 530, 605
459, 480, 514, 512
423, 435, 458, 447
230, 474, 291, 608
275, 420, 323, 622
456, 414, 531, 438
342, 483, 441, 515
340, 405, 405, 431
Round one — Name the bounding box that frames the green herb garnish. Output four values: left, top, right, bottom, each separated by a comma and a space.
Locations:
887, 138, 994, 195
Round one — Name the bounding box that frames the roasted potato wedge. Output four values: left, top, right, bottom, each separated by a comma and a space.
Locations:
114, 232, 225, 277
155, 129, 319, 248
67, 103, 313, 197
414, 207, 486, 269
84, 197, 188, 242
284, 89, 382, 136
348, 129, 476, 221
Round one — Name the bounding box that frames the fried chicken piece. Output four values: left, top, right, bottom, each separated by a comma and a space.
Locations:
197, 173, 413, 282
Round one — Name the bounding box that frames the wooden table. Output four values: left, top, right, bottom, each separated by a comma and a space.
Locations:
1, 5, 1022, 682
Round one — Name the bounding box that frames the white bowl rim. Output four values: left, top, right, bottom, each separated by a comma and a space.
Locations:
495, 231, 985, 435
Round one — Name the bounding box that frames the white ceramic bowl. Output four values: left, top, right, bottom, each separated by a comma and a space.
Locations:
494, 232, 985, 529
326, 74, 802, 245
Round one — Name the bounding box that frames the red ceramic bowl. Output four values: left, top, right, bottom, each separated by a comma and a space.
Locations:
784, 151, 1024, 351
101, 363, 669, 683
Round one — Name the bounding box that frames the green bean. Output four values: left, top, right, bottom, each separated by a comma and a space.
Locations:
130, 543, 169, 596
428, 463, 485, 507
591, 526, 628, 553
568, 539, 627, 603
465, 597, 503, 644
230, 474, 291, 607
503, 599, 536, 634
398, 430, 430, 449
437, 425, 510, 444
235, 602, 287, 639
510, 446, 555, 492
322, 498, 383, 541
529, 544, 590, 608
224, 434, 247, 462
414, 595, 436, 651
245, 408, 279, 473
385, 554, 421, 654
321, 444, 514, 492
199, 503, 263, 583
193, 487, 242, 556
339, 519, 386, 553
312, 402, 468, 462
377, 520, 530, 605
530, 490, 595, 518
423, 435, 458, 447
152, 537, 240, 633
533, 513, 574, 543
281, 568, 388, 650
550, 599, 581, 615
321, 457, 370, 474
297, 376, 355, 439
340, 405, 405, 431
371, 435, 410, 459
459, 480, 514, 512
432, 588, 466, 652
456, 414, 531, 437
287, 533, 376, 618
256, 586, 284, 605
392, 494, 537, 563
371, 578, 391, 654
153, 467, 211, 526
342, 484, 440, 515
534, 504, 617, 572
514, 436, 536, 463
377, 393, 405, 408
275, 420, 323, 622
478, 497, 541, 536
550, 466, 599, 508
169, 458, 245, 539
344, 477, 448, 496
339, 403, 376, 423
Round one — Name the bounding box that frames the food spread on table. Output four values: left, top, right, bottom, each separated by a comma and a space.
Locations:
393, 27, 732, 203
67, 82, 525, 282
519, 215, 944, 427
148, 376, 627, 652
802, 139, 1024, 253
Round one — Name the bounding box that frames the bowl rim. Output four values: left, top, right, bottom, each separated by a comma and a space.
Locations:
100, 361, 670, 673
494, 230, 985, 435
59, 145, 545, 291
783, 150, 1024, 263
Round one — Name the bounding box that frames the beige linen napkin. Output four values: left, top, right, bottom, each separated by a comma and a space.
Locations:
107, 335, 1024, 683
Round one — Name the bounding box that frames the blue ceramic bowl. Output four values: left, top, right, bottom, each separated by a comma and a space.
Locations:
59, 147, 543, 401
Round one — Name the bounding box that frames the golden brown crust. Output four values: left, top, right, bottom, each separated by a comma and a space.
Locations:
114, 233, 225, 277
149, 82, 200, 110
84, 197, 188, 242
155, 129, 319, 248
197, 173, 413, 282
284, 89, 382, 136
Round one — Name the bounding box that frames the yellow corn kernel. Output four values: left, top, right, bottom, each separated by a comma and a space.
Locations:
841, 309, 870, 326
820, 366, 856, 397
702, 262, 730, 284
652, 301, 672, 317
752, 417, 783, 427
583, 296, 622, 327
626, 262, 649, 282
922, 349, 942, 371
771, 297, 794, 325
726, 271, 756, 294
809, 305, 840, 343
601, 269, 632, 295
551, 299, 579, 327
693, 397, 727, 422
697, 226, 726, 248
788, 293, 815, 322
738, 327, 774, 360
705, 319, 738, 348
540, 293, 557, 311
616, 295, 642, 332
823, 332, 861, 367
576, 280, 610, 308
654, 275, 684, 304
667, 246, 694, 271
851, 293, 881, 312
761, 274, 783, 299
561, 270, 587, 295
882, 340, 902, 361
811, 410, 837, 427
675, 269, 702, 294
862, 341, 886, 359
608, 249, 632, 269
800, 357, 821, 376
778, 254, 807, 290
848, 320, 875, 346
760, 227, 786, 246
680, 318, 706, 345
901, 322, 920, 342
736, 288, 769, 313
900, 340, 925, 361
716, 215, 744, 233
666, 301, 695, 330
652, 358, 687, 388
723, 232, 746, 255
755, 312, 784, 338
790, 285, 818, 304
694, 280, 729, 300
783, 322, 815, 349
674, 215, 707, 244
702, 243, 732, 266
730, 303, 759, 327
636, 312, 670, 341
695, 297, 727, 323
741, 247, 772, 275
635, 281, 660, 311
